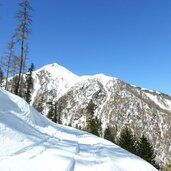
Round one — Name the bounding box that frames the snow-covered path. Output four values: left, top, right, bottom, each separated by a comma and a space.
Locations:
0, 89, 158, 171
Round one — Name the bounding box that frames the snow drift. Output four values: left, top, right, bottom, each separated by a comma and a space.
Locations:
0, 88, 158, 171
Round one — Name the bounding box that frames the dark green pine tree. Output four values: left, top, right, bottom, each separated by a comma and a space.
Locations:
84, 101, 102, 136
118, 127, 137, 154
86, 116, 102, 137
51, 103, 57, 123
86, 100, 95, 115
33, 96, 44, 113
137, 135, 159, 169
0, 67, 4, 86
25, 63, 34, 103
55, 101, 62, 124
104, 125, 116, 143
47, 103, 54, 120
11, 76, 19, 93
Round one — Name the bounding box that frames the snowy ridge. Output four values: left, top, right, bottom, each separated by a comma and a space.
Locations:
144, 91, 171, 112
80, 73, 118, 84
31, 64, 118, 104
0, 88, 158, 171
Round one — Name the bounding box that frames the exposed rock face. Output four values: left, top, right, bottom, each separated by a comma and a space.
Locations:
28, 63, 171, 167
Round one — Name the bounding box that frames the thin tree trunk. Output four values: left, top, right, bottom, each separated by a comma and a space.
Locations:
5, 55, 12, 90
15, 40, 24, 95
13, 0, 32, 95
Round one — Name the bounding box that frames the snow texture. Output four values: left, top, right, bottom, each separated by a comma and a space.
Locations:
0, 88, 158, 171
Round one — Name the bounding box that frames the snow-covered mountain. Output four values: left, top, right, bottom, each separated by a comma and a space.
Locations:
29, 63, 171, 169
0, 88, 158, 171
5, 63, 171, 169
31, 63, 79, 108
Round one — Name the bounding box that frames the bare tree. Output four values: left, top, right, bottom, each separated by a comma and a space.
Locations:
19, 43, 29, 96
4, 40, 15, 90
0, 56, 4, 72
13, 0, 32, 95
0, 56, 5, 87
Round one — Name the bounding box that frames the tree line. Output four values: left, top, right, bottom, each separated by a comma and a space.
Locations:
0, 0, 34, 102
86, 119, 160, 169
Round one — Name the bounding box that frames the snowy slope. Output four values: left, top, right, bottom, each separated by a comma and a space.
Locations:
25, 63, 171, 167
0, 89, 158, 171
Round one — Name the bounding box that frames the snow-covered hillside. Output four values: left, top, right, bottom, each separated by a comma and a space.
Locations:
23, 63, 171, 168
0, 88, 158, 171
3, 63, 171, 168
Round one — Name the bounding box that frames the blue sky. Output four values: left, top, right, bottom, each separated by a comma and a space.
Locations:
0, 0, 171, 95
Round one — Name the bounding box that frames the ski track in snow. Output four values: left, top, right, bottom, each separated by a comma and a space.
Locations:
1, 127, 110, 171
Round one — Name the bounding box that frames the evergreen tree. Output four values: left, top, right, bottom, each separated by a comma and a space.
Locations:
86, 100, 95, 115
33, 96, 44, 113
47, 103, 54, 120
52, 103, 57, 123
137, 135, 159, 169
47, 100, 62, 124
55, 100, 62, 124
0, 67, 4, 86
84, 100, 101, 136
14, 0, 32, 95
25, 63, 34, 103
118, 127, 137, 154
86, 116, 102, 137
11, 76, 19, 93
104, 125, 116, 143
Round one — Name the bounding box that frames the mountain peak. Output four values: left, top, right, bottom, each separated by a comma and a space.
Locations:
36, 63, 77, 76
34, 63, 79, 86
31, 63, 80, 103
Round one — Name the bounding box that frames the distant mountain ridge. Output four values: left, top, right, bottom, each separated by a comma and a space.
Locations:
25, 63, 171, 168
